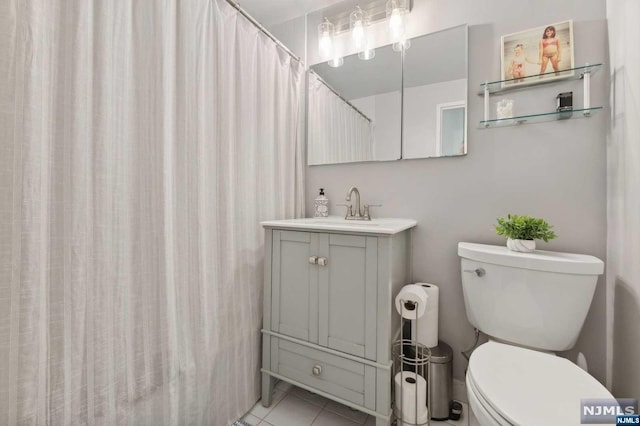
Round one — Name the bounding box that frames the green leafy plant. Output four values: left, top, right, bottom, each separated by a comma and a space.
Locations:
495, 214, 557, 242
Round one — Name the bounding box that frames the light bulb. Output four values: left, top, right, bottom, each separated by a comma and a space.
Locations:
389, 9, 404, 40
350, 6, 368, 50
389, 10, 402, 30
319, 32, 333, 59
352, 21, 365, 48
386, 0, 409, 41
318, 18, 335, 60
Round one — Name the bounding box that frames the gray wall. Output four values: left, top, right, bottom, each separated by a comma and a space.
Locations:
270, 16, 307, 59
303, 0, 609, 383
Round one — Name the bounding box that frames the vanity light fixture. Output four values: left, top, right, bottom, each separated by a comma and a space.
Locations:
320, 0, 412, 62
318, 18, 335, 60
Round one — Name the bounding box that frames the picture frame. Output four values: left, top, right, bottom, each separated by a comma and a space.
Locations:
500, 20, 575, 88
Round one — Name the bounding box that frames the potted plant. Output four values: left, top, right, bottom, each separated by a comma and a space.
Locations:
495, 214, 557, 252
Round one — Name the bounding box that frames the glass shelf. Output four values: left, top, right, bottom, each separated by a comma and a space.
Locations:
479, 107, 603, 128
478, 63, 603, 95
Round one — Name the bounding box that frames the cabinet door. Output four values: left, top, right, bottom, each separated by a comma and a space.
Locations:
271, 230, 319, 342
318, 234, 377, 360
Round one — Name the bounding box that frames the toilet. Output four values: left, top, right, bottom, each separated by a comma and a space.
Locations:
458, 242, 613, 426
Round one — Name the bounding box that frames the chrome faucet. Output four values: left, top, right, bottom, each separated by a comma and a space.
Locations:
345, 187, 362, 219
337, 187, 381, 221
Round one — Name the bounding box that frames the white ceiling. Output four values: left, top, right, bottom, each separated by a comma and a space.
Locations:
237, 0, 346, 27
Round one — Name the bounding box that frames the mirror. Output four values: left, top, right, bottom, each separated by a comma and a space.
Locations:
307, 43, 402, 165
307, 24, 467, 165
402, 24, 468, 159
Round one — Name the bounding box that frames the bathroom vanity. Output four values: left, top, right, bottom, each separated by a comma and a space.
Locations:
260, 217, 416, 426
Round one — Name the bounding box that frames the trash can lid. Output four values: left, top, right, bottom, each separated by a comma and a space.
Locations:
430, 341, 453, 363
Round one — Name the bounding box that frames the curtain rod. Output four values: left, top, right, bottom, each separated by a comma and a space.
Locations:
309, 70, 372, 123
224, 0, 303, 63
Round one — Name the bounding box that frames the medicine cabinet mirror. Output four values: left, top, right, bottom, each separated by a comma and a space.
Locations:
307, 24, 468, 165
402, 24, 468, 159
307, 43, 402, 165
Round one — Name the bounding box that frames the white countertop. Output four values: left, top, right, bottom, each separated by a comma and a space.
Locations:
261, 216, 417, 235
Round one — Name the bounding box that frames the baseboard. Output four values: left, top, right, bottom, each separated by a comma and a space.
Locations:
453, 378, 468, 403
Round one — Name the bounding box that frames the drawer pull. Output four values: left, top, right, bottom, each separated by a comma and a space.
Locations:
317, 257, 328, 267
309, 256, 319, 265
312, 364, 322, 376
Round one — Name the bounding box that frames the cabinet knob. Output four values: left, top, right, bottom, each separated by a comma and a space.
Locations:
317, 257, 328, 267
309, 256, 319, 265
312, 364, 322, 376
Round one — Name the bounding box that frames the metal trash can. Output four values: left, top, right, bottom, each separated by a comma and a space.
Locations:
428, 341, 453, 420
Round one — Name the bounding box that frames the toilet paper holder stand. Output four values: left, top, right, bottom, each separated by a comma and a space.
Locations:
392, 299, 432, 426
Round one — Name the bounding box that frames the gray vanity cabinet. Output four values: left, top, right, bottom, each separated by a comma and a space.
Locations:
318, 233, 378, 360
270, 230, 317, 342
271, 230, 377, 358
261, 220, 414, 426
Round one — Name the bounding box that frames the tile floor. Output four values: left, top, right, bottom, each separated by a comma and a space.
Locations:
240, 381, 469, 426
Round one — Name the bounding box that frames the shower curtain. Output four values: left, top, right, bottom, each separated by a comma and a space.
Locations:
0, 0, 304, 424
606, 0, 640, 397
307, 72, 374, 164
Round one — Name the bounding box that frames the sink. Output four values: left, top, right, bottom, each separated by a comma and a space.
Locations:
261, 216, 417, 235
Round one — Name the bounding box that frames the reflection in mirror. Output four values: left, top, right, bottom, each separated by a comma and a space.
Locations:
437, 102, 466, 156
308, 43, 402, 165
402, 25, 468, 159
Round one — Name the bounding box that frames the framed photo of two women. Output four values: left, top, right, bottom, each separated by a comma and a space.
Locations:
501, 20, 575, 88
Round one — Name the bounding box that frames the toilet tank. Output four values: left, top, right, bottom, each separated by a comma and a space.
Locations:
458, 242, 604, 352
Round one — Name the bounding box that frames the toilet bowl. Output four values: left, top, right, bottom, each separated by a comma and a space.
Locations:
458, 242, 612, 426
466, 341, 613, 426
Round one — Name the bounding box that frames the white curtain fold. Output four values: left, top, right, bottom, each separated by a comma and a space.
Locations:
606, 0, 640, 397
307, 72, 374, 165
0, 0, 303, 424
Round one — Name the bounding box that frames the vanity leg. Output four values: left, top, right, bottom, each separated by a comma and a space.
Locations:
375, 417, 391, 426
261, 373, 274, 407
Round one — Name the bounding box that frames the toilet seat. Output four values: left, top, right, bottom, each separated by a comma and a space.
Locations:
467, 373, 512, 426
467, 342, 613, 426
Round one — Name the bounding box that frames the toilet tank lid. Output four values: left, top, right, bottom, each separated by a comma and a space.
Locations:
458, 242, 604, 275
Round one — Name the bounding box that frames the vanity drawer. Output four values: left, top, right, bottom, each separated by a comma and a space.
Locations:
275, 338, 376, 410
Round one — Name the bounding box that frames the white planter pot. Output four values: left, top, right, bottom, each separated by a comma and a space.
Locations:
506, 238, 536, 253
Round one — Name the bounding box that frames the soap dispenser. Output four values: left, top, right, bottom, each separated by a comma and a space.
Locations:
314, 188, 329, 218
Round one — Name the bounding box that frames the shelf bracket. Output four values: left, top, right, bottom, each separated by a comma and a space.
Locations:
483, 81, 490, 127
583, 63, 591, 116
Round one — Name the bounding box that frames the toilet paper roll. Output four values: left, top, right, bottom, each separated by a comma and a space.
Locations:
411, 283, 439, 348
394, 372, 429, 425
398, 411, 429, 426
395, 284, 428, 320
